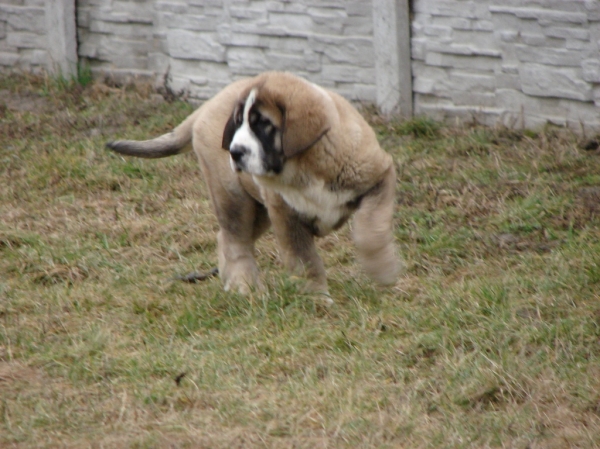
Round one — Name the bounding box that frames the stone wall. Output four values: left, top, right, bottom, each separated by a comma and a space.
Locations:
76, 0, 377, 104
412, 0, 600, 130
2, 0, 600, 130
0, 0, 47, 71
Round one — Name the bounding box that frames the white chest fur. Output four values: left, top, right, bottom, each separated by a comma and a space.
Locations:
256, 176, 356, 235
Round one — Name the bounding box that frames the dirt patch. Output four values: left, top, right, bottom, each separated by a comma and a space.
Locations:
0, 89, 50, 113
0, 361, 46, 395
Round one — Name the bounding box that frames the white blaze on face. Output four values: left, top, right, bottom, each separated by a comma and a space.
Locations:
229, 89, 266, 176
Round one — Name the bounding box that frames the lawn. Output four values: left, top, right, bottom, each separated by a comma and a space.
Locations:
1, 72, 600, 448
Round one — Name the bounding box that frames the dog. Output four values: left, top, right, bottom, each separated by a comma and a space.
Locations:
107, 71, 400, 299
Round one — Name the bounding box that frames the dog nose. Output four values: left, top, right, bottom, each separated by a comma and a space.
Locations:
230, 145, 246, 162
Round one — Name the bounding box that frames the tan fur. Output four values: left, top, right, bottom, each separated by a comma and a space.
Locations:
107, 72, 401, 297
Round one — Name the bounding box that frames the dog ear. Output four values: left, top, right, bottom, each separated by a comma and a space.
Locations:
281, 102, 331, 158
221, 113, 236, 150
259, 74, 332, 158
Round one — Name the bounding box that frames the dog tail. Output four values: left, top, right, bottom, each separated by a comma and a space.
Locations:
106, 109, 200, 159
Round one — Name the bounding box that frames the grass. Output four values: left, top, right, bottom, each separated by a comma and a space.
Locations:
1, 71, 600, 448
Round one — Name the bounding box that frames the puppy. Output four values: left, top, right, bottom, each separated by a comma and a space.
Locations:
107, 71, 400, 298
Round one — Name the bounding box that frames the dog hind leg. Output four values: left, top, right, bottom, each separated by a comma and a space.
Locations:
352, 165, 402, 285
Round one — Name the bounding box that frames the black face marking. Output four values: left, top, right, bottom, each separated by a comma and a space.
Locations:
248, 103, 284, 175
222, 102, 245, 150
234, 103, 244, 125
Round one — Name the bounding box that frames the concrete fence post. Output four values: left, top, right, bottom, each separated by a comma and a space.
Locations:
372, 0, 413, 117
45, 0, 78, 78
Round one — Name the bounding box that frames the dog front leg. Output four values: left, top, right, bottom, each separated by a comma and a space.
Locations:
352, 165, 402, 285
267, 196, 328, 295
217, 229, 262, 294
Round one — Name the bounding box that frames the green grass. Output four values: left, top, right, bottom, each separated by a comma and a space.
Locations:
1, 72, 600, 448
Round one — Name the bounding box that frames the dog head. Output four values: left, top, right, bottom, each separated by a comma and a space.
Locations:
222, 73, 332, 176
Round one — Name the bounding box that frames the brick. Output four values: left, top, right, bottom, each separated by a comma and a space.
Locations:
229, 6, 267, 21
343, 16, 372, 36
227, 47, 267, 75
425, 52, 500, 72
77, 7, 90, 28
416, 102, 504, 127
594, 86, 600, 107
515, 45, 584, 67
6, 31, 45, 48
154, 1, 188, 14
520, 63, 592, 101
427, 42, 502, 58
431, 17, 470, 31
448, 72, 496, 92
158, 12, 219, 32
495, 88, 587, 129
89, 9, 153, 25
496, 73, 521, 90
490, 10, 544, 35
346, 1, 371, 17
566, 39, 593, 50
452, 29, 500, 50
103, 54, 149, 70
265, 51, 320, 72
229, 21, 308, 38
169, 59, 230, 82
420, 1, 490, 20
411, 37, 427, 60
78, 40, 98, 58
268, 11, 313, 32
147, 51, 169, 74
412, 66, 449, 95
451, 91, 496, 108
489, 6, 587, 25
27, 48, 46, 65
166, 29, 225, 62
500, 30, 519, 42
309, 7, 346, 34
423, 24, 452, 37
310, 35, 374, 67
263, 1, 306, 14
352, 83, 376, 102
0, 51, 19, 66
335, 82, 376, 102
260, 35, 310, 53
217, 26, 266, 47
544, 26, 590, 41
165, 74, 190, 94
320, 64, 375, 84
582, 59, 600, 82
90, 21, 152, 38
189, 0, 222, 7
521, 33, 548, 46
6, 6, 45, 33
473, 20, 494, 32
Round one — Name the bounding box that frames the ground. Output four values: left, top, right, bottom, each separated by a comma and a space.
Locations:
1, 72, 600, 448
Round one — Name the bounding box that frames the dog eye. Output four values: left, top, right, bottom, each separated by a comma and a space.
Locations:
248, 112, 256, 124
258, 116, 271, 126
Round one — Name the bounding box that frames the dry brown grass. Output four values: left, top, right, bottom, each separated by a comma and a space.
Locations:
1, 72, 600, 448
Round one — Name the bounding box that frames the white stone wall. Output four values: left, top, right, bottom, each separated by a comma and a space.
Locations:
412, 0, 600, 130
2, 1, 599, 130
0, 0, 47, 71
76, 0, 376, 103
77, 0, 155, 78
